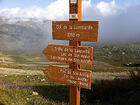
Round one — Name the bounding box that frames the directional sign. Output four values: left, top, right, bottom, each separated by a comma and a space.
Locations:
52, 21, 99, 42
43, 44, 93, 66
44, 65, 92, 89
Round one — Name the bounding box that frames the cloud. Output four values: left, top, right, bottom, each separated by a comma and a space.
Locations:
96, 0, 118, 16
0, 8, 20, 17
45, 0, 68, 20
102, 5, 140, 42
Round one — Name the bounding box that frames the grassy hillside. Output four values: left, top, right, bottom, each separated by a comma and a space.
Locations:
87, 42, 140, 66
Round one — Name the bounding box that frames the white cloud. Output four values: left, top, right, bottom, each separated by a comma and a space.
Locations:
96, 0, 118, 16
0, 0, 69, 20
0, 8, 19, 17
45, 0, 69, 20
0, 7, 43, 18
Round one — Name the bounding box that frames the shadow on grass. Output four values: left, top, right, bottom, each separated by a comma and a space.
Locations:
81, 77, 140, 105
33, 85, 69, 103
0, 103, 5, 105
33, 70, 140, 105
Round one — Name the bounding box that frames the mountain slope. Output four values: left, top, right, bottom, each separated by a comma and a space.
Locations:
0, 20, 51, 54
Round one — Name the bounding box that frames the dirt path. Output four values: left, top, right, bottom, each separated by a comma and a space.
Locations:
0, 67, 44, 75
0, 67, 128, 80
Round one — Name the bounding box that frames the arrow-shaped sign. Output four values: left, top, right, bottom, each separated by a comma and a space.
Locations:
44, 65, 92, 89
43, 44, 93, 66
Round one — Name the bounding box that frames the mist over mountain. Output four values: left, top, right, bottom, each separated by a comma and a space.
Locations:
99, 5, 140, 42
0, 18, 52, 54
82, 4, 140, 43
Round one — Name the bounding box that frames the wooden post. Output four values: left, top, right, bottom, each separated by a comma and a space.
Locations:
69, 0, 81, 105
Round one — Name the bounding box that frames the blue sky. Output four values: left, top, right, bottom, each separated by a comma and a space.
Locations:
0, 0, 140, 8
0, 0, 51, 8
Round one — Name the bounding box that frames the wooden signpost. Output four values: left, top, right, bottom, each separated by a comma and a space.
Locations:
52, 21, 99, 42
43, 0, 99, 105
44, 65, 92, 89
43, 44, 93, 66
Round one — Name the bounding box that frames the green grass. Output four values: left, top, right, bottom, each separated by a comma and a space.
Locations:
1, 68, 140, 105
88, 43, 140, 66
0, 74, 68, 105
10, 55, 28, 63
0, 53, 6, 57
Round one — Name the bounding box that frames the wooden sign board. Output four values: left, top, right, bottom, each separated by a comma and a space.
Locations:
70, 0, 77, 4
43, 44, 93, 66
52, 21, 99, 42
44, 65, 92, 89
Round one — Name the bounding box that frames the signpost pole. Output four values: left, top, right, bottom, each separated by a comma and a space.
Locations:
69, 0, 81, 105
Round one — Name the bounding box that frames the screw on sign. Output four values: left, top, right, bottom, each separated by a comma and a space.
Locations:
43, 0, 99, 105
